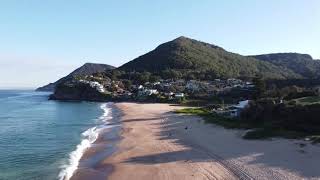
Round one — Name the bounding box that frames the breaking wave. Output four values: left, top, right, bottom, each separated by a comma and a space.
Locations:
58, 103, 113, 180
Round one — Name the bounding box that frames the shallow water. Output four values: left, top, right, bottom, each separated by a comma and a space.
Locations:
0, 90, 113, 180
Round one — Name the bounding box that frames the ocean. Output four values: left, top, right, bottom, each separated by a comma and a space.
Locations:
0, 90, 116, 180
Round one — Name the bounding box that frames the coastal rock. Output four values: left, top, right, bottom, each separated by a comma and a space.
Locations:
49, 82, 111, 102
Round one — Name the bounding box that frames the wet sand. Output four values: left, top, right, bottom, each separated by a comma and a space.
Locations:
70, 104, 122, 180
73, 103, 320, 180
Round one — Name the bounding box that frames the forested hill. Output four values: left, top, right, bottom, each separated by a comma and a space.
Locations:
119, 36, 301, 79
36, 63, 115, 91
38, 37, 320, 91
251, 53, 320, 79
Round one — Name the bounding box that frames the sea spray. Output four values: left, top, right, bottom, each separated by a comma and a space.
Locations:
58, 103, 113, 180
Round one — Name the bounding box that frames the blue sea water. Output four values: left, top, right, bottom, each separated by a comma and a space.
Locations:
0, 90, 111, 180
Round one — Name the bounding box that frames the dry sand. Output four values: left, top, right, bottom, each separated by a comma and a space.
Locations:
82, 103, 320, 180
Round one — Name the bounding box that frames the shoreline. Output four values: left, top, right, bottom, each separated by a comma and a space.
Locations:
68, 103, 122, 180
73, 102, 320, 180
97, 103, 237, 180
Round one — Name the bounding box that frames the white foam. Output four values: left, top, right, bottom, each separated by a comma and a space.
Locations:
99, 103, 112, 123
58, 103, 113, 180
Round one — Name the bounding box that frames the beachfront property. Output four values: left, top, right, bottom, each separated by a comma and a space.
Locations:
212, 100, 250, 117
174, 93, 185, 98
76, 74, 255, 102
230, 100, 249, 117
89, 81, 105, 93
138, 88, 159, 97
79, 80, 106, 93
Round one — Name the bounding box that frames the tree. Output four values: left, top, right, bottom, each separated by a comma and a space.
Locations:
162, 69, 182, 80
149, 75, 161, 83
253, 75, 266, 99
111, 70, 122, 80
122, 80, 132, 90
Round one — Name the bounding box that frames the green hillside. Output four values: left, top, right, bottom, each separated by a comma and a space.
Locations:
119, 36, 300, 79
252, 53, 320, 78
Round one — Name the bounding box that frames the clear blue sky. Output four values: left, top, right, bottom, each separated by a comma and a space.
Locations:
0, 0, 319, 88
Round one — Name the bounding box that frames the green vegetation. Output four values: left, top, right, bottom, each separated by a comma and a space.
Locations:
252, 53, 320, 79
292, 96, 320, 105
175, 108, 252, 129
176, 105, 320, 142
40, 37, 320, 94
119, 36, 300, 80
241, 100, 320, 141
252, 76, 266, 99
49, 82, 112, 101
45, 36, 320, 144
175, 108, 210, 116
180, 98, 217, 107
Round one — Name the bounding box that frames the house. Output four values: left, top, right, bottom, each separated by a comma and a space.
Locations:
79, 80, 106, 93
89, 81, 105, 93
138, 89, 158, 97
229, 100, 249, 117
147, 89, 158, 95
174, 93, 185, 98
153, 82, 161, 86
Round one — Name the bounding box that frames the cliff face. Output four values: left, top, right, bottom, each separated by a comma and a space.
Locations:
49, 82, 111, 102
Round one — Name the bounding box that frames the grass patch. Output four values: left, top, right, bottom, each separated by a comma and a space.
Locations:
175, 108, 210, 115
175, 108, 252, 129
293, 96, 320, 105
180, 99, 212, 107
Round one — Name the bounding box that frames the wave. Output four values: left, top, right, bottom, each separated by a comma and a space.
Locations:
58, 103, 113, 180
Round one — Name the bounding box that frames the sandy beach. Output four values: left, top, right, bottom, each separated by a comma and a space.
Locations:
75, 103, 320, 180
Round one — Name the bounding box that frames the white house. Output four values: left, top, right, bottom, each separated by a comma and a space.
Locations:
79, 80, 105, 93
138, 89, 158, 96
174, 93, 185, 98
89, 81, 105, 93
230, 100, 249, 117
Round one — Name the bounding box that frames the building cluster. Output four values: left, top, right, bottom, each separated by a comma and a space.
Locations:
149, 78, 253, 95
79, 80, 105, 93
76, 76, 254, 103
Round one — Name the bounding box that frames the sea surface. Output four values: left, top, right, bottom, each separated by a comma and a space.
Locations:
0, 90, 114, 180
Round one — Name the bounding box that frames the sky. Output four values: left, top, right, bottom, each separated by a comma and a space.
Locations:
0, 0, 319, 88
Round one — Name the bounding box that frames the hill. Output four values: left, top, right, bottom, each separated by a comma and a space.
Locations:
119, 36, 300, 79
36, 63, 115, 91
251, 53, 320, 78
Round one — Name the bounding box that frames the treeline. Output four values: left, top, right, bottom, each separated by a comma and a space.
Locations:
240, 100, 320, 135
253, 76, 320, 100
101, 69, 223, 84
267, 79, 320, 88
119, 36, 300, 80
239, 77, 320, 138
